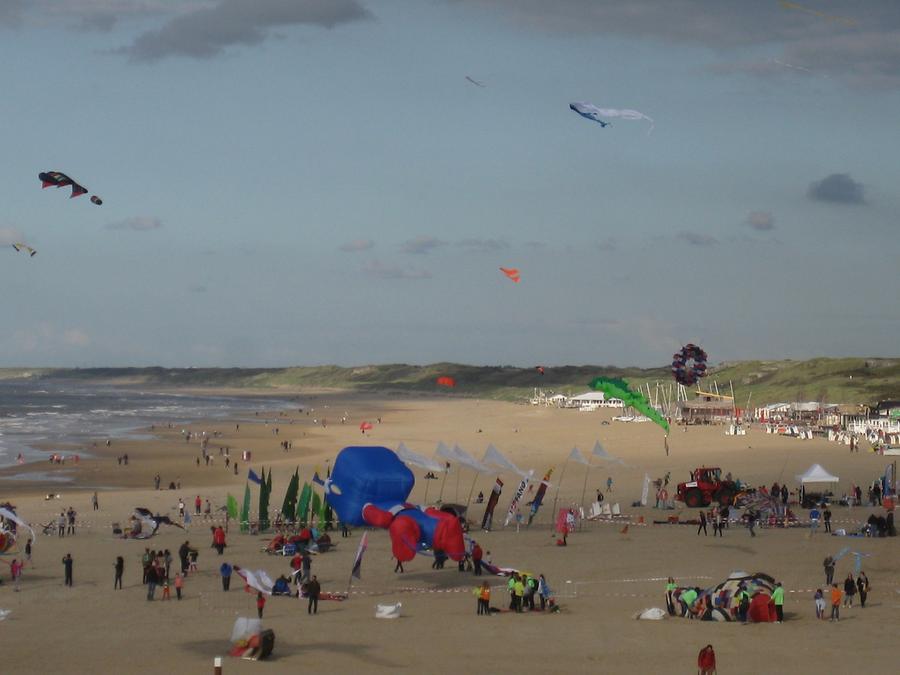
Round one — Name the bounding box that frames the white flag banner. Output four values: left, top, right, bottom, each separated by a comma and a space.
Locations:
482, 444, 528, 477
591, 441, 611, 460
504, 470, 534, 527
640, 474, 651, 507
435, 441, 454, 462
568, 447, 590, 466
451, 444, 494, 474
396, 443, 445, 473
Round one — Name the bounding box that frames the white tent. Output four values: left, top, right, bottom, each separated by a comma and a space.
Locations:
795, 464, 839, 484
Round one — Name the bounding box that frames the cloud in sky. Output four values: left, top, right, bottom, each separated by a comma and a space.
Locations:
400, 235, 446, 255
676, 231, 718, 247
808, 173, 866, 205
597, 237, 617, 251
456, 1, 900, 89
363, 260, 431, 280
456, 238, 509, 253
105, 216, 163, 231
339, 238, 375, 252
745, 211, 775, 231
116, 0, 372, 62
62, 328, 91, 347
189, 284, 208, 293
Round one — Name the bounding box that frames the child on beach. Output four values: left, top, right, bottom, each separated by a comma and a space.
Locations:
161, 579, 170, 600
830, 584, 842, 621
814, 589, 825, 619
256, 591, 266, 618
174, 573, 184, 600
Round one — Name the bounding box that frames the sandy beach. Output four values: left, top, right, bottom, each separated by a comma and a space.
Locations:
1, 393, 897, 674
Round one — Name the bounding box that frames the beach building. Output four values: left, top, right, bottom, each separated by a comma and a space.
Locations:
566, 392, 623, 410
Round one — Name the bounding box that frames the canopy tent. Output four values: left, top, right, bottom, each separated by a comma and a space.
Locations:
796, 464, 839, 484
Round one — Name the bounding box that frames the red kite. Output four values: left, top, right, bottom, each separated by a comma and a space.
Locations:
500, 267, 520, 283
436, 376, 456, 388
359, 421, 374, 431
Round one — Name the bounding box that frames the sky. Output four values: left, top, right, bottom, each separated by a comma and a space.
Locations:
0, 0, 898, 368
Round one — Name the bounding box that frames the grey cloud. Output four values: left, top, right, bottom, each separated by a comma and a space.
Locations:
456, 238, 509, 253
0, 226, 25, 245
808, 173, 866, 205
105, 216, 163, 231
676, 231, 718, 247
363, 260, 431, 280
597, 237, 617, 252
745, 211, 775, 231
454, 1, 900, 89
339, 238, 375, 252
117, 0, 371, 62
400, 235, 446, 255
1, 1, 175, 30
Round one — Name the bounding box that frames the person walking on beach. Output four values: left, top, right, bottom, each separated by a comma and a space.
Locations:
823, 556, 835, 586
306, 575, 321, 614
471, 542, 483, 576
606, 476, 613, 493
666, 577, 677, 615
220, 561, 232, 590
823, 506, 832, 533
698, 644, 717, 675
24, 538, 32, 565
538, 574, 551, 610
92, 492, 99, 511
146, 564, 158, 600
195, 495, 202, 515
697, 510, 708, 536
114, 556, 124, 589
174, 572, 184, 600
256, 591, 266, 618
857, 571, 869, 608
814, 589, 825, 620
512, 574, 525, 613
62, 553, 73, 586
178, 499, 185, 519
773, 582, 785, 622
57, 512, 66, 537
843, 573, 856, 608
745, 509, 757, 537
10, 558, 23, 591
830, 584, 842, 621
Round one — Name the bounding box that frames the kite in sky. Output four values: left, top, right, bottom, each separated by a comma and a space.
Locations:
589, 377, 670, 433
39, 171, 88, 198
436, 376, 456, 388
569, 102, 654, 135
465, 76, 485, 88
500, 267, 520, 283
39, 171, 102, 204
12, 243, 37, 257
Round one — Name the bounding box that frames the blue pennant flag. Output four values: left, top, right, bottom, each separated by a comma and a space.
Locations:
248, 468, 263, 485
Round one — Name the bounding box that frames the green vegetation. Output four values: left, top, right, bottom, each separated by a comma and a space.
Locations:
4, 357, 898, 405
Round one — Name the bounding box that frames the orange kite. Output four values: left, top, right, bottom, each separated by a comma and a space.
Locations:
499, 267, 520, 283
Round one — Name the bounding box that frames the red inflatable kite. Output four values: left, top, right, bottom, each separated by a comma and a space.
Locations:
436, 376, 456, 388
359, 421, 374, 432
499, 267, 520, 283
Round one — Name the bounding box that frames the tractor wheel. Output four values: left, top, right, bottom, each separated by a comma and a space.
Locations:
714, 489, 734, 507
684, 488, 704, 508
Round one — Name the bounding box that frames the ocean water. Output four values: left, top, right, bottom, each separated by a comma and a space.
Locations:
0, 380, 297, 468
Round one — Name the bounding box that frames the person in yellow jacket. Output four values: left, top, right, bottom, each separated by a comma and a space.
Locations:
512, 575, 526, 613
474, 581, 491, 615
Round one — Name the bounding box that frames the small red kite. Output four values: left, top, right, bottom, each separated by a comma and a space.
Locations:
436, 376, 456, 388
359, 421, 374, 431
499, 267, 520, 283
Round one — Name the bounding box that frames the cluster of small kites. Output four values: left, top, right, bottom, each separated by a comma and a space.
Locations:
10, 171, 103, 259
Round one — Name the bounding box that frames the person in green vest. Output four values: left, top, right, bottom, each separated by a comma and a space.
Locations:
679, 587, 698, 618
513, 575, 526, 613
507, 575, 517, 610
665, 577, 677, 615
773, 581, 785, 623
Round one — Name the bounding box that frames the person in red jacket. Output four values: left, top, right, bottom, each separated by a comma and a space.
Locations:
698, 644, 716, 675
212, 526, 226, 555
471, 542, 483, 576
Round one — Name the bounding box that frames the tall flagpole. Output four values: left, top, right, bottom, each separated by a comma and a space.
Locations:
465, 471, 479, 510
579, 460, 592, 530
550, 459, 569, 530
438, 463, 449, 503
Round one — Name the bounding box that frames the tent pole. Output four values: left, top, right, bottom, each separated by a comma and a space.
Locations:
550, 460, 569, 530
579, 462, 591, 530
438, 465, 449, 504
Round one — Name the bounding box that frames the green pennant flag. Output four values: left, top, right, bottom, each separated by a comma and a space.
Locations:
226, 493, 239, 521
240, 483, 251, 533
310, 490, 321, 526
258, 466, 271, 532
281, 469, 300, 522
297, 482, 312, 526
